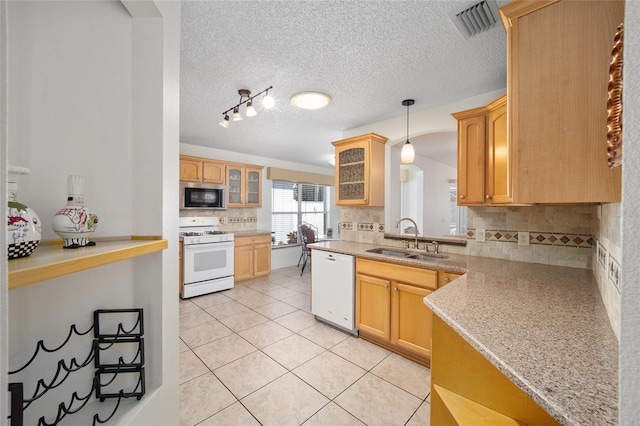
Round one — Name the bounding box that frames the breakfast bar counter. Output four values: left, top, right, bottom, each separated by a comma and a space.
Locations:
310, 240, 618, 425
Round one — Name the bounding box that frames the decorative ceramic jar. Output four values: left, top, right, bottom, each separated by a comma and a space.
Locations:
7, 166, 42, 259
52, 175, 98, 248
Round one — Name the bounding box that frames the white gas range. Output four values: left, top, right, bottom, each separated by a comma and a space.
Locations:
179, 216, 234, 298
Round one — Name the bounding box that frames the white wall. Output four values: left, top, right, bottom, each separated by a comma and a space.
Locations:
393, 149, 456, 237
1, 0, 8, 418
6, 1, 180, 424
620, 2, 640, 423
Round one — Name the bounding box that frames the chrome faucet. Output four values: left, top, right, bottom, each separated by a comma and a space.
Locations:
431, 240, 439, 254
396, 218, 419, 249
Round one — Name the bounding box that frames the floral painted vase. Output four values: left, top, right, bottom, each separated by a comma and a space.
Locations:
52, 175, 98, 248
7, 166, 42, 259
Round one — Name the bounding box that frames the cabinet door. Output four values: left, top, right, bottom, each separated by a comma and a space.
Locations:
202, 161, 226, 184
355, 273, 391, 340
335, 142, 368, 206
502, 0, 622, 203
253, 242, 271, 277
486, 100, 511, 204
227, 166, 244, 207
391, 282, 432, 358
179, 158, 202, 182
245, 167, 262, 207
234, 243, 253, 282
457, 114, 486, 205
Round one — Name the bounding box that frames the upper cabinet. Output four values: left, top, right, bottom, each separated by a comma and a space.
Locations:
454, 95, 510, 206
498, 0, 623, 204
332, 133, 388, 206
227, 164, 263, 208
179, 155, 226, 184
179, 155, 263, 207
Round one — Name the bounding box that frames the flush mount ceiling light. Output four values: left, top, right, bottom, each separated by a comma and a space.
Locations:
290, 91, 332, 110
219, 86, 274, 128
401, 99, 415, 164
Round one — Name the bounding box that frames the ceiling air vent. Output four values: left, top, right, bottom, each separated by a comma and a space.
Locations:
449, 0, 500, 39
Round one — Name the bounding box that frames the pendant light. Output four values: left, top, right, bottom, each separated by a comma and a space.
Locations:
401, 99, 415, 164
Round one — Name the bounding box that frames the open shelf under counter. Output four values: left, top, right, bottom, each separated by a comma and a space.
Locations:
9, 237, 168, 290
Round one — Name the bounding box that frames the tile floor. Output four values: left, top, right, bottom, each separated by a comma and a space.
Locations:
179, 266, 431, 426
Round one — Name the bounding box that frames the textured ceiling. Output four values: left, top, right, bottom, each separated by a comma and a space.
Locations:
180, 0, 507, 168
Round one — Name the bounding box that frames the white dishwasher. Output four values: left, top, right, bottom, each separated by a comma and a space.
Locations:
311, 249, 356, 334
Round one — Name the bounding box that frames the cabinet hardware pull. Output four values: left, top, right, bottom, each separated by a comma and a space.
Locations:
394, 287, 398, 292
384, 284, 388, 289
486, 194, 492, 199
460, 195, 465, 199
444, 278, 450, 283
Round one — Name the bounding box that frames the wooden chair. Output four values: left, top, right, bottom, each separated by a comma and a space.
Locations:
297, 222, 317, 275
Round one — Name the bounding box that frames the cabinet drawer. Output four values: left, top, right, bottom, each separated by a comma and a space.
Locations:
357, 258, 437, 290
235, 234, 270, 246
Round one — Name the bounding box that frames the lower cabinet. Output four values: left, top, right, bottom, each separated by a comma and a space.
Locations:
234, 234, 271, 283
356, 258, 438, 364
431, 315, 559, 425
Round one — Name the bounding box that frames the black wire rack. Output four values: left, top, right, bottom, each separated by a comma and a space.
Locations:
7, 308, 146, 426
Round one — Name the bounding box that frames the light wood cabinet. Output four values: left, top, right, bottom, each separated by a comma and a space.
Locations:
227, 165, 263, 208
498, 0, 622, 204
438, 271, 462, 288
179, 155, 226, 184
234, 234, 271, 283
356, 258, 438, 364
332, 133, 387, 206
431, 315, 559, 425
454, 95, 511, 206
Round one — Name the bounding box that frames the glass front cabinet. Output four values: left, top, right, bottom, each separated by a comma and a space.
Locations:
332, 133, 388, 206
226, 165, 263, 208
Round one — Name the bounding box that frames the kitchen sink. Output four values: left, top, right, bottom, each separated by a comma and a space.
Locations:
365, 247, 449, 260
365, 247, 413, 257
408, 253, 449, 260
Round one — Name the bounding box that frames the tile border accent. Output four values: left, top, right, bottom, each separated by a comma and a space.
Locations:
608, 255, 620, 291
466, 229, 594, 249
357, 222, 374, 232
339, 222, 353, 231
227, 216, 257, 224
597, 241, 608, 268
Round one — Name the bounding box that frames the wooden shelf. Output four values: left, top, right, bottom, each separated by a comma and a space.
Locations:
8, 238, 168, 290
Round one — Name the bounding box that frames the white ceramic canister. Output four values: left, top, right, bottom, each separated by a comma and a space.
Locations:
7, 166, 42, 259
52, 175, 99, 248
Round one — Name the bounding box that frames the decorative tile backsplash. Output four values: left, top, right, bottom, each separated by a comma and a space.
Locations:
467, 228, 594, 249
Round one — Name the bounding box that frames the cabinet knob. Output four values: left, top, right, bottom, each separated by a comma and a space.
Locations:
460, 195, 465, 199
486, 194, 492, 199
444, 278, 450, 283
393, 287, 398, 292
384, 284, 388, 289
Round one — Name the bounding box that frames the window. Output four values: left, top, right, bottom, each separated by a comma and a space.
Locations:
272, 182, 330, 246
449, 183, 467, 235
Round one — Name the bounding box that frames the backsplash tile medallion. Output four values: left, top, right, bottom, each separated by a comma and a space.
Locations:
357, 222, 374, 232
608, 256, 620, 292
597, 241, 608, 268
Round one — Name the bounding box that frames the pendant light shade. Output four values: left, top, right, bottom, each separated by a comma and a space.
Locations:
263, 90, 275, 109
245, 99, 257, 117
401, 99, 415, 164
401, 141, 415, 164
232, 106, 242, 121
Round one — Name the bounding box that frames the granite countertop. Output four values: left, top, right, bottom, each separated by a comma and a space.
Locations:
309, 240, 618, 426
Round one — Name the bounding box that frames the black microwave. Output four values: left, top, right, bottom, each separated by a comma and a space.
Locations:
180, 182, 228, 210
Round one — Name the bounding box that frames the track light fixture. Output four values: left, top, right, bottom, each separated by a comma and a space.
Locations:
401, 99, 416, 164
219, 86, 274, 128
